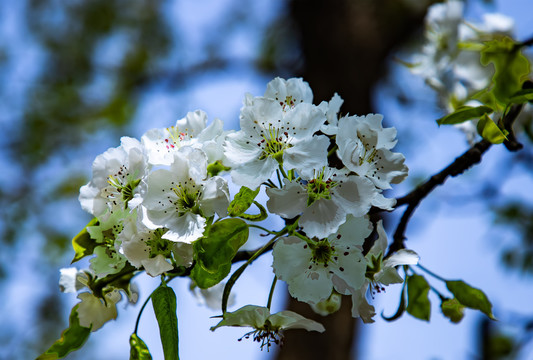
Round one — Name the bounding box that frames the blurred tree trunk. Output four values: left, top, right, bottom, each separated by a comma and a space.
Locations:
275, 1, 433, 359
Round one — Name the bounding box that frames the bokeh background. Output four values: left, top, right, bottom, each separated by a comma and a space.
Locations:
1, 0, 533, 359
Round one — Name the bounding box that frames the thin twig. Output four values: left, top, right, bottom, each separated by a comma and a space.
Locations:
387, 139, 492, 256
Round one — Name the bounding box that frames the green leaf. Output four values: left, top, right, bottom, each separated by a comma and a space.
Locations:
446, 280, 495, 320
508, 88, 533, 104
477, 113, 508, 144
37, 305, 91, 360
228, 186, 260, 217
437, 105, 494, 126
130, 333, 152, 360
406, 274, 431, 321
440, 298, 465, 324
71, 218, 98, 263
152, 283, 179, 360
191, 218, 249, 289
480, 37, 531, 104
190, 263, 230, 289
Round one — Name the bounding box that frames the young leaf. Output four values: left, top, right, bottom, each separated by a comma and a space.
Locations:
440, 298, 465, 324
190, 261, 231, 289
446, 280, 495, 320
477, 113, 508, 144
71, 218, 98, 263
507, 88, 533, 105
406, 274, 431, 321
152, 283, 180, 360
480, 37, 531, 104
191, 218, 249, 289
37, 305, 91, 360
130, 333, 152, 360
228, 186, 260, 217
436, 105, 494, 126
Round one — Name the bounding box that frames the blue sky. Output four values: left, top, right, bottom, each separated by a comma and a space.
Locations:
2, 0, 533, 359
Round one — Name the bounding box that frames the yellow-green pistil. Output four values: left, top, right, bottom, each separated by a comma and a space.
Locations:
171, 181, 202, 215
306, 172, 338, 206
145, 228, 173, 258
310, 240, 334, 266
356, 134, 377, 166
257, 124, 292, 164
106, 165, 141, 208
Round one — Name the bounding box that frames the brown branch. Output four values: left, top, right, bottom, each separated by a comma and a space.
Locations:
386, 103, 527, 256
387, 138, 492, 255
503, 104, 524, 151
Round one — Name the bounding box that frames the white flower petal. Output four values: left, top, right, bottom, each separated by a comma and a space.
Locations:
199, 176, 230, 217
173, 242, 194, 267
331, 251, 366, 294
264, 77, 313, 105
287, 268, 334, 304
332, 176, 375, 218
383, 249, 420, 268
272, 236, 312, 281
230, 156, 277, 190
299, 198, 346, 239
372, 192, 396, 211
141, 255, 174, 277
351, 283, 376, 323
269, 311, 325, 332
376, 267, 404, 286
266, 180, 307, 219
284, 135, 329, 177
334, 215, 372, 247
210, 305, 270, 331
223, 131, 263, 166
162, 212, 206, 244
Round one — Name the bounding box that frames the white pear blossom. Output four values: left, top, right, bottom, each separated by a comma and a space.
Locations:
83, 208, 131, 277
77, 290, 121, 331
267, 168, 376, 239
224, 78, 329, 189
350, 280, 377, 324
410, 0, 515, 111
79, 137, 148, 220
319, 93, 344, 135
351, 220, 419, 323
264, 77, 314, 106
211, 305, 324, 350
142, 147, 230, 243
142, 110, 227, 166
336, 113, 408, 190
118, 213, 193, 277
366, 221, 419, 288
272, 215, 371, 304
410, 0, 464, 89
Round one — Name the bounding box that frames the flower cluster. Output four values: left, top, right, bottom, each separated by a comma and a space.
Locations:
411, 0, 514, 106
60, 77, 416, 343
409, 0, 519, 142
